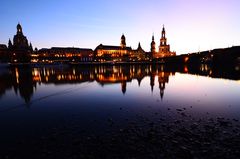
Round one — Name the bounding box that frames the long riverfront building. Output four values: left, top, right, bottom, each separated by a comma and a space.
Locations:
94, 34, 148, 62
37, 47, 94, 63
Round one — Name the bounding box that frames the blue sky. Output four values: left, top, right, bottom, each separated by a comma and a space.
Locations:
0, 0, 239, 54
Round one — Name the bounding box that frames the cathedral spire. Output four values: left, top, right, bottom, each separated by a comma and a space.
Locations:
8, 38, 13, 48
161, 25, 165, 39
138, 42, 141, 49
29, 42, 33, 52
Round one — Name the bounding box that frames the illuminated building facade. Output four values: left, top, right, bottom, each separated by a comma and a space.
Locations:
153, 26, 176, 59
95, 44, 132, 62
95, 34, 133, 62
37, 47, 94, 63
131, 42, 146, 61
95, 35, 148, 62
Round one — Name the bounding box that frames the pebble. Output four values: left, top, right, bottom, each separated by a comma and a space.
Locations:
176, 108, 183, 111
233, 118, 239, 122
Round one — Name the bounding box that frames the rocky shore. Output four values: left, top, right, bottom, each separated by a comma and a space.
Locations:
1, 107, 240, 159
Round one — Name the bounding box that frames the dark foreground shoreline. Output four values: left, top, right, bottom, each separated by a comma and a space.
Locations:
0, 107, 239, 159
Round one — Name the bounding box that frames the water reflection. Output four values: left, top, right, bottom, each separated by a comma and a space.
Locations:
0, 64, 239, 103
0, 67, 36, 103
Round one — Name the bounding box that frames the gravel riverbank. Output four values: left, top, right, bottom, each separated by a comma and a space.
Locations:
1, 107, 240, 159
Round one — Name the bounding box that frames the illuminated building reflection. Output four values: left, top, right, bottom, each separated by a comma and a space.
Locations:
0, 64, 239, 104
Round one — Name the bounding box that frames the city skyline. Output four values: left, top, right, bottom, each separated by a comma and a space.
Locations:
0, 0, 240, 54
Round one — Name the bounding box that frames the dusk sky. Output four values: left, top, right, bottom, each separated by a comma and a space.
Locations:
0, 0, 239, 54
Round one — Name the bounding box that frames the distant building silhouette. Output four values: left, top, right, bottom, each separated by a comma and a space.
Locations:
8, 23, 33, 63
0, 44, 8, 62
13, 23, 30, 49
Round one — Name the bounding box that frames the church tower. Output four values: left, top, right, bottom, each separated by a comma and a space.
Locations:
159, 25, 169, 53
157, 25, 176, 58
152, 25, 176, 59
151, 34, 156, 53
120, 34, 126, 48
